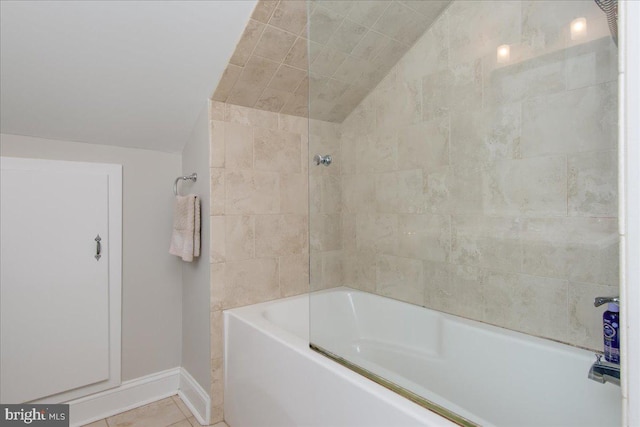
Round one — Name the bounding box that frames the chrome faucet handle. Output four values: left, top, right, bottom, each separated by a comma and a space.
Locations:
595, 353, 603, 363
594, 296, 619, 307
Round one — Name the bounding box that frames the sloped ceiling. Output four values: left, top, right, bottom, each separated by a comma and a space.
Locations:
0, 1, 256, 152
213, 0, 451, 122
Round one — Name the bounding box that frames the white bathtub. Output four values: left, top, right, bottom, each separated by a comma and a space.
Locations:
224, 288, 621, 427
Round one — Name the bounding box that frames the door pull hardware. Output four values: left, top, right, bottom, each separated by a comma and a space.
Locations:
95, 235, 102, 261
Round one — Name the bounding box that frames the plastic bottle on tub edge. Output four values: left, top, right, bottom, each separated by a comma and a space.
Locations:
603, 302, 620, 364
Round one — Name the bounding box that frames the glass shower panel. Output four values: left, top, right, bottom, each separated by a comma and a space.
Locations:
308, 1, 619, 425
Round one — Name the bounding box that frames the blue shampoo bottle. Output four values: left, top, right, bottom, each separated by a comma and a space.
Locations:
603, 302, 620, 364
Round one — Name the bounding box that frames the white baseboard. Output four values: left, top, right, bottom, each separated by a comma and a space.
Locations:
178, 369, 211, 426
67, 367, 211, 427
68, 367, 181, 427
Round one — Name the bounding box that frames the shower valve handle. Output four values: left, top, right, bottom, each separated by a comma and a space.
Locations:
314, 154, 332, 166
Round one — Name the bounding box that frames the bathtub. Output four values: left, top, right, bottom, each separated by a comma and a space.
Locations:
224, 288, 621, 427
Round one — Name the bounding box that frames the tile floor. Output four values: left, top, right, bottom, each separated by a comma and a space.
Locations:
82, 395, 228, 427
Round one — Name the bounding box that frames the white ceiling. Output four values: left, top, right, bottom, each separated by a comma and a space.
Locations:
0, 0, 257, 153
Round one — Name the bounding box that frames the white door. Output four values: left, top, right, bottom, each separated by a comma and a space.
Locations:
0, 159, 120, 403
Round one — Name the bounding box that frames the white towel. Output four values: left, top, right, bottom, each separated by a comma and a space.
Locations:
169, 194, 201, 262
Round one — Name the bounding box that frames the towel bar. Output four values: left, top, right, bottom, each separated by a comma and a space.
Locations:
174, 173, 197, 196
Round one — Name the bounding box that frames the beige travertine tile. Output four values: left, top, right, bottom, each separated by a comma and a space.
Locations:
325, 19, 368, 55
225, 169, 279, 214
230, 19, 266, 67
372, 1, 431, 46
106, 397, 185, 427
278, 113, 308, 135
284, 37, 313, 70
210, 168, 224, 215
483, 271, 569, 342
308, 6, 344, 45
398, 118, 449, 172
210, 356, 224, 422
210, 263, 224, 312
226, 82, 264, 108
212, 64, 242, 102
321, 250, 344, 288
225, 215, 254, 261
255, 214, 308, 257
482, 156, 567, 217
269, 65, 307, 93
351, 30, 392, 61
210, 215, 225, 263
224, 123, 253, 170
568, 281, 618, 351
83, 420, 108, 427
255, 88, 292, 113
210, 121, 224, 168
449, 104, 520, 171
375, 170, 424, 214
311, 47, 348, 77
432, 264, 485, 321
209, 101, 225, 121
279, 254, 310, 297
253, 25, 297, 63
346, 1, 390, 28
280, 173, 308, 214
211, 310, 223, 360
356, 213, 398, 255
521, 217, 619, 286
356, 129, 397, 173
171, 395, 194, 419
568, 150, 617, 217
223, 258, 279, 308
254, 128, 301, 173
398, 214, 450, 263
226, 103, 278, 129
451, 215, 522, 272
342, 174, 375, 214
167, 421, 191, 427
310, 213, 342, 252
376, 254, 424, 306
211, 422, 229, 427
520, 82, 617, 157
251, 0, 278, 23
269, 0, 308, 35
280, 93, 309, 117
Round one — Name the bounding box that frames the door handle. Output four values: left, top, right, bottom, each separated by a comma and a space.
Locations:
95, 235, 102, 261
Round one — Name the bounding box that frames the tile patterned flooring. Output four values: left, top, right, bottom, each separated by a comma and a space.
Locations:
82, 395, 228, 427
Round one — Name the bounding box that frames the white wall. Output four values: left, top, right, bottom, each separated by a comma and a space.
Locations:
0, 133, 183, 381
180, 102, 211, 392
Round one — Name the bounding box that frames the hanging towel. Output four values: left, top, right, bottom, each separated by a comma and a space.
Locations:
169, 194, 201, 262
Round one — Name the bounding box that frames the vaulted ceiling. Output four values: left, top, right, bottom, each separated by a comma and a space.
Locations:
213, 0, 451, 122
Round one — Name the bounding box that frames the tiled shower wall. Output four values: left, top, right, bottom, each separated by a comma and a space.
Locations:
329, 0, 619, 351
208, 100, 341, 422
